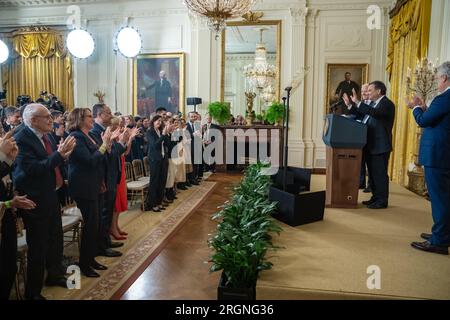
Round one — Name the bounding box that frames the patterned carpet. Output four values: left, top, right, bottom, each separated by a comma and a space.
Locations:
42, 180, 216, 300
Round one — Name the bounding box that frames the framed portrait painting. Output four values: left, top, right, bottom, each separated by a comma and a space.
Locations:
133, 53, 185, 117
325, 63, 368, 114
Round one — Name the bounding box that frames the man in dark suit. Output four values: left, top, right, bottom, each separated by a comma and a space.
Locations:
2, 106, 21, 133
90, 104, 126, 258
358, 83, 372, 193
335, 72, 360, 100
154, 70, 173, 111
202, 114, 219, 173
13, 104, 76, 299
408, 62, 450, 255
186, 111, 202, 185
343, 81, 396, 209
0, 131, 36, 300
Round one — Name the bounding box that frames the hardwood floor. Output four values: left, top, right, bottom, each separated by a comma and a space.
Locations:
119, 172, 242, 300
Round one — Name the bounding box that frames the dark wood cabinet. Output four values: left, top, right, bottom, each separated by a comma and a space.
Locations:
215, 125, 284, 172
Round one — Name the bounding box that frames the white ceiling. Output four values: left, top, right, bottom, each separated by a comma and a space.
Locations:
225, 25, 276, 54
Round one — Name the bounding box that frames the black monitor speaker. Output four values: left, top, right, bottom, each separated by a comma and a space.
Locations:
187, 97, 202, 106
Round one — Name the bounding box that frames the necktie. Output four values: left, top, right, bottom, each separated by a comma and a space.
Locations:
42, 134, 64, 190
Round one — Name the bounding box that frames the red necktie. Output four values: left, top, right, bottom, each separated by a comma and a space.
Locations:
42, 134, 64, 190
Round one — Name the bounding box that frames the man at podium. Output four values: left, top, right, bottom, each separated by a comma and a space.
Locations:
343, 81, 395, 209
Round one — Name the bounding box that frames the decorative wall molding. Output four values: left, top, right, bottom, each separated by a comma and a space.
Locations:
326, 25, 370, 50
289, 7, 308, 25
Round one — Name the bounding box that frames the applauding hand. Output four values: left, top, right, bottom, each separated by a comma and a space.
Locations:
58, 136, 76, 159
11, 195, 36, 210
0, 131, 16, 157
406, 95, 426, 110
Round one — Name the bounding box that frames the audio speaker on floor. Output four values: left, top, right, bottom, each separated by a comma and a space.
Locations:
269, 167, 325, 226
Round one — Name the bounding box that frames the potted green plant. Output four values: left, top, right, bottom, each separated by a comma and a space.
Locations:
209, 163, 282, 300
253, 114, 264, 124
265, 102, 285, 125
208, 101, 231, 125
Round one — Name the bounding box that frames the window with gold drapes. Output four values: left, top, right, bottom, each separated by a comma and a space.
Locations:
387, 0, 432, 186
0, 27, 73, 110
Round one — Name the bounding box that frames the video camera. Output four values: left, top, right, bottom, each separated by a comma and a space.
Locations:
17, 95, 32, 107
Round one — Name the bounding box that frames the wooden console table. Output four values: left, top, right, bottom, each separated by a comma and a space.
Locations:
215, 125, 284, 172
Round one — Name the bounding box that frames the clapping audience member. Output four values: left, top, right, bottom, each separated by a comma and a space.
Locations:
13, 104, 75, 300
90, 104, 125, 258
67, 108, 112, 278
144, 115, 170, 212
0, 131, 36, 300
110, 118, 139, 239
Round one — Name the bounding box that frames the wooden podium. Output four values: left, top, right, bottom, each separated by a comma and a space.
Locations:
323, 114, 367, 208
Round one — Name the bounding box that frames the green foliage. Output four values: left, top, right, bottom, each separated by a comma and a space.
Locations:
265, 102, 285, 125
208, 101, 231, 125
255, 114, 264, 122
209, 163, 283, 288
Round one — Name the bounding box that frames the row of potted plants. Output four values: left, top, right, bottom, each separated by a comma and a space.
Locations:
208, 101, 285, 125
208, 163, 282, 300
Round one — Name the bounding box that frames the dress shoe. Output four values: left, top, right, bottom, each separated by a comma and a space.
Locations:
45, 276, 68, 288
421, 233, 432, 241
362, 198, 376, 205
26, 294, 47, 300
363, 187, 372, 193
81, 267, 101, 277
152, 207, 161, 212
411, 240, 448, 255
367, 202, 388, 209
98, 248, 123, 257
110, 233, 127, 241
190, 180, 199, 185
91, 261, 108, 271
178, 184, 187, 190
110, 241, 124, 248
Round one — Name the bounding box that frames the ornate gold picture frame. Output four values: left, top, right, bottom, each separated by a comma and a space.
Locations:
325, 63, 369, 114
133, 52, 185, 117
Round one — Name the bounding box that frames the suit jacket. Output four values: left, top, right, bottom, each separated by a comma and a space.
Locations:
413, 89, 450, 168
12, 126, 64, 218
146, 127, 170, 162
68, 130, 106, 200
0, 160, 14, 235
350, 96, 395, 155
89, 123, 125, 193
0, 161, 13, 203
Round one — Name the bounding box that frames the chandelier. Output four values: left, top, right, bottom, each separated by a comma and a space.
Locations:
183, 0, 257, 38
243, 27, 277, 95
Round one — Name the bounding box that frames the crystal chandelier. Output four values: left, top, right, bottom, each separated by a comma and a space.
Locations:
243, 28, 277, 94
183, 0, 257, 38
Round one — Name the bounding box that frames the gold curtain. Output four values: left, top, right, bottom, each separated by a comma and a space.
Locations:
386, 0, 431, 186
1, 27, 73, 110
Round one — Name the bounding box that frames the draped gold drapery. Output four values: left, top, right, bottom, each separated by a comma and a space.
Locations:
0, 27, 73, 110
386, 0, 432, 186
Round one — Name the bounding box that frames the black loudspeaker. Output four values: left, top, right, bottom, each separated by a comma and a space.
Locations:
187, 97, 202, 105
0, 91, 6, 100
269, 187, 326, 226
272, 167, 312, 194
269, 166, 325, 226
